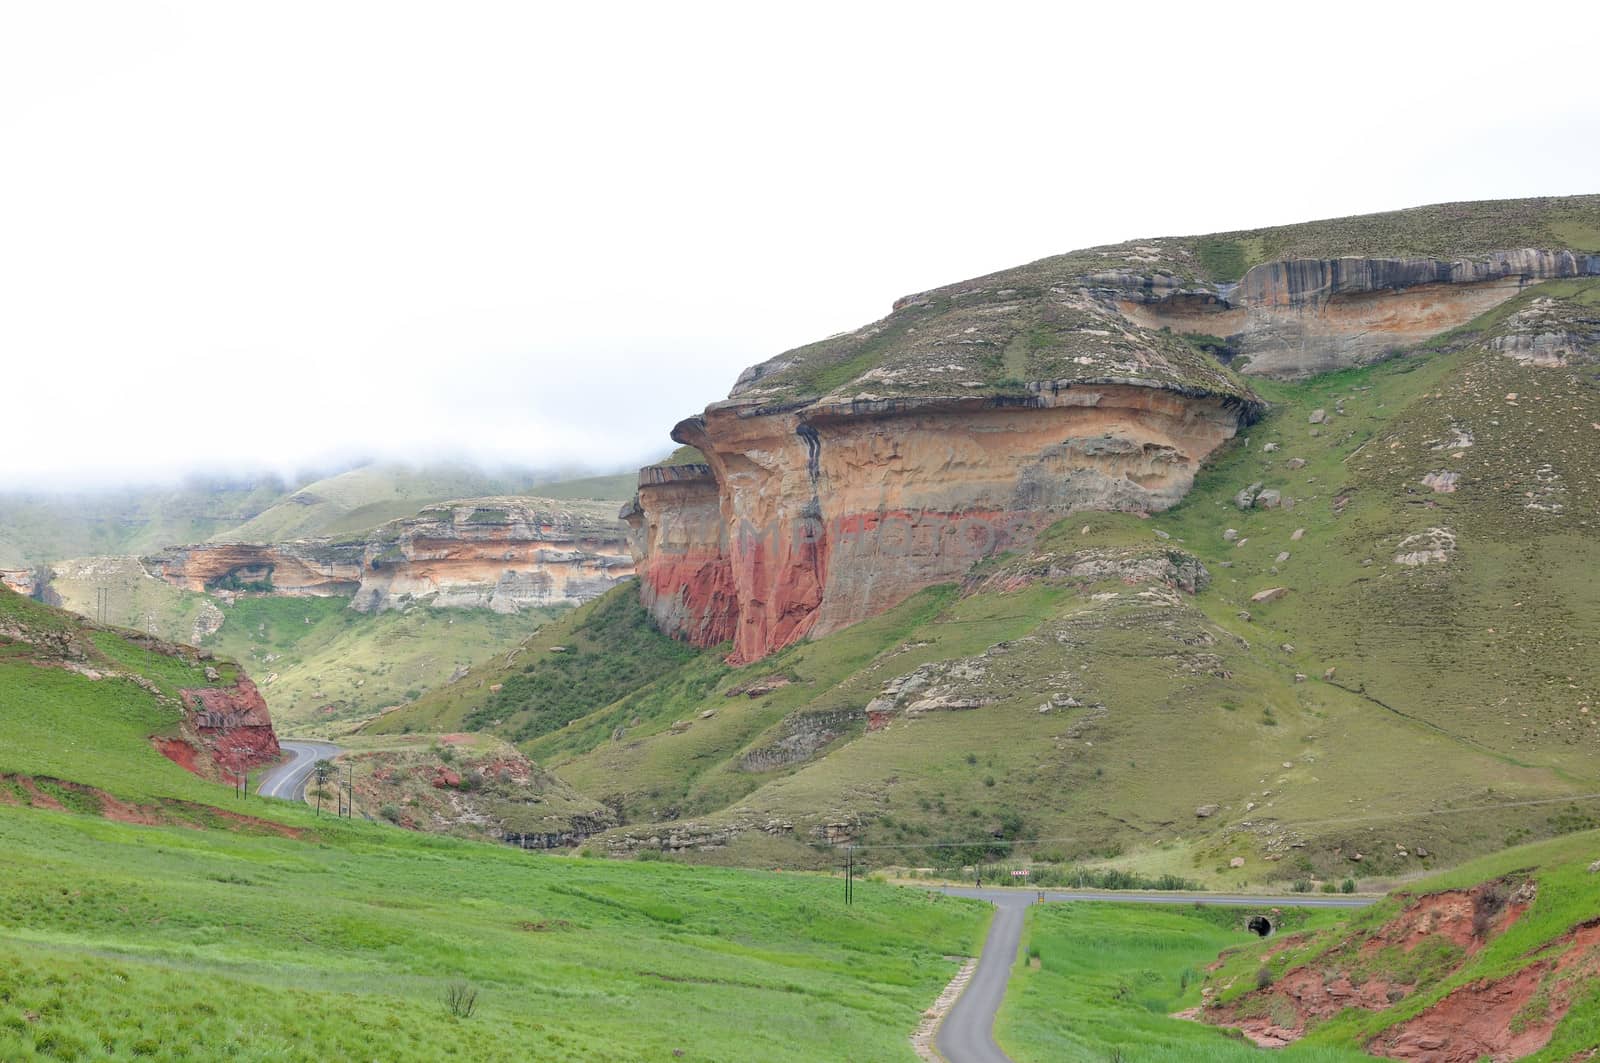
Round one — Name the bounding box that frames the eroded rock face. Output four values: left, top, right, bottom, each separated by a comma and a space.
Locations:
1122, 250, 1600, 377
145, 498, 634, 615
623, 466, 738, 646
351, 498, 633, 613
145, 541, 364, 595
633, 385, 1248, 663
173, 675, 281, 776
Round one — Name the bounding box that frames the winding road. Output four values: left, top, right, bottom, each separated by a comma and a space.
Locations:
932, 886, 1377, 1063
255, 741, 342, 801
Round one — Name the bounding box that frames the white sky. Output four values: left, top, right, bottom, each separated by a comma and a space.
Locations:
3, 0, 1598, 489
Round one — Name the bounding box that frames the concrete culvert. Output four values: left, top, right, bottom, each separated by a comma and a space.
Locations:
1248, 915, 1273, 938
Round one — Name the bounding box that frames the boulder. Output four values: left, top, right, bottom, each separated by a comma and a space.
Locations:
1250, 587, 1289, 604
1195, 804, 1219, 818
1309, 409, 1327, 424
1421, 470, 1460, 493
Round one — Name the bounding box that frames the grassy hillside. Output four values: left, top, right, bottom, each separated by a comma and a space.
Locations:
0, 587, 989, 1060
365, 587, 706, 741
383, 276, 1600, 885
220, 462, 556, 542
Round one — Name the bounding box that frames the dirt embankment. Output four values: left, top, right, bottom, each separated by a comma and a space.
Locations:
1194, 878, 1544, 1051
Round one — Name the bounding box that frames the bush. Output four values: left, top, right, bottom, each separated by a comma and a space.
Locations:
635, 849, 663, 862
443, 980, 479, 1019
379, 804, 402, 824
1291, 879, 1312, 893
1255, 966, 1275, 990
1340, 878, 1357, 894
1320, 881, 1338, 894
436, 745, 456, 763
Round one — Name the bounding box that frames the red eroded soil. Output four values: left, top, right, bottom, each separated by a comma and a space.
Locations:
153, 736, 202, 773
1196, 880, 1535, 1048
1369, 919, 1600, 1062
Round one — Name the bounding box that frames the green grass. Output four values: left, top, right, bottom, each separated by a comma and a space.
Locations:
997, 902, 1364, 1062
462, 588, 704, 743
0, 590, 990, 1060
0, 805, 985, 1062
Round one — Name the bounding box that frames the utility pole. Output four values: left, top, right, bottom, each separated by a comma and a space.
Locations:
844, 845, 854, 906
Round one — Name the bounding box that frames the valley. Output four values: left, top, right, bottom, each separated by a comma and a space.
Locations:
5, 194, 1600, 1060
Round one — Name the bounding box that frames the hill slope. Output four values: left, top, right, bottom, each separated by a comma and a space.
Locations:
377, 265, 1600, 885
0, 591, 988, 1061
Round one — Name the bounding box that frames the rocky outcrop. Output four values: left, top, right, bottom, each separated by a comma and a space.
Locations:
634, 384, 1248, 664
171, 674, 281, 778
145, 498, 634, 615
144, 541, 364, 595
629, 272, 1257, 663
1485, 296, 1600, 367
1120, 249, 1600, 377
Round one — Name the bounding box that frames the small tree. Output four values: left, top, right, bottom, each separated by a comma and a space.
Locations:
313, 759, 335, 816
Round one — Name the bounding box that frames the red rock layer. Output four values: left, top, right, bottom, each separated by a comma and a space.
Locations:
631, 384, 1247, 663
168, 676, 282, 780
624, 467, 738, 646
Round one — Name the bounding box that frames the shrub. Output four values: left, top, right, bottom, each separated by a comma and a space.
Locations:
1340, 878, 1357, 894
965, 753, 978, 766
1291, 879, 1312, 893
635, 849, 663, 862
983, 775, 996, 788
1320, 881, 1338, 894
379, 804, 402, 824
1255, 965, 1275, 990
443, 980, 479, 1019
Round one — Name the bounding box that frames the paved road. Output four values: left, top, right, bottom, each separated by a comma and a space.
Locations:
256, 741, 342, 801
933, 887, 1376, 1063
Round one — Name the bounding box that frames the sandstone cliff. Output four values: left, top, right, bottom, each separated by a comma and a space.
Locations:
628, 283, 1259, 663
145, 497, 634, 614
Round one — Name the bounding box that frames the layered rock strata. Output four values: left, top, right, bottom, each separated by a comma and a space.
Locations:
627, 290, 1258, 663
146, 498, 634, 614
1117, 249, 1600, 377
